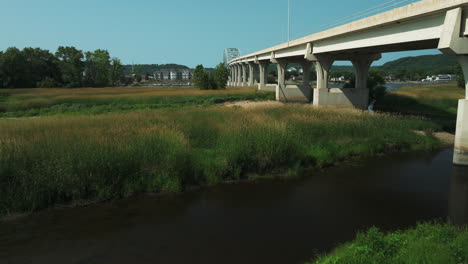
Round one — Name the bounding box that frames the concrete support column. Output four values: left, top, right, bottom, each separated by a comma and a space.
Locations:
258, 61, 269, 90
236, 65, 242, 86
233, 65, 237, 86
230, 66, 234, 86
276, 61, 287, 102
454, 55, 468, 166
351, 54, 381, 90
241, 63, 247, 86
313, 56, 334, 106
300, 61, 312, 102
248, 62, 255, 86
315, 56, 334, 90
350, 53, 382, 109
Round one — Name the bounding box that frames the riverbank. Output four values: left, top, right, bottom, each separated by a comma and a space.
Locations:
308, 222, 468, 264
0, 104, 442, 217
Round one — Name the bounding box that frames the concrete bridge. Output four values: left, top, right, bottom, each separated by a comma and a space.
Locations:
227, 0, 468, 166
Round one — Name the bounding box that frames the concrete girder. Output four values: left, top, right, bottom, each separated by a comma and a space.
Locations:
439, 8, 468, 55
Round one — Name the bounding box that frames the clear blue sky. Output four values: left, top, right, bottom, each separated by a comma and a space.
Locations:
0, 0, 439, 68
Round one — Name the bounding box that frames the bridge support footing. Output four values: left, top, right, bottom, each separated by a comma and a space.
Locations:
454, 99, 468, 166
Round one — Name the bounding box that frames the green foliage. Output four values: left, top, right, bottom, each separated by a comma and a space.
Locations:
212, 63, 230, 90
454, 64, 466, 88
342, 69, 387, 102
193, 64, 220, 90
55, 46, 85, 88
0, 46, 122, 89
309, 223, 468, 264
122, 64, 190, 75
37, 77, 60, 88
0, 47, 60, 88
379, 54, 458, 74
84, 49, 111, 87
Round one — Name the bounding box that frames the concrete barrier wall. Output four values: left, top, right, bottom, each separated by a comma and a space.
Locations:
278, 85, 312, 103
313, 88, 369, 109
258, 84, 277, 91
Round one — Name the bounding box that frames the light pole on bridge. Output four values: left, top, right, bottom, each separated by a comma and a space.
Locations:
288, 0, 291, 42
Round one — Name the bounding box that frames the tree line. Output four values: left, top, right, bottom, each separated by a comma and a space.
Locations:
0, 46, 124, 88
193, 63, 229, 90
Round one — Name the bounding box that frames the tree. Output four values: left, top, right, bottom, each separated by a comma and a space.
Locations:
455, 64, 466, 88
0, 51, 4, 88
0, 47, 26, 88
193, 64, 210, 90
55, 46, 84, 88
212, 63, 229, 90
84, 49, 111, 87
109, 58, 123, 86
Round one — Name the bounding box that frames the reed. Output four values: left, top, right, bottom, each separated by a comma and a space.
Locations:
0, 105, 441, 215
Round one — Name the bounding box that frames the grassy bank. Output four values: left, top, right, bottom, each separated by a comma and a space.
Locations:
377, 84, 465, 131
0, 86, 274, 117
308, 223, 468, 264
0, 105, 441, 216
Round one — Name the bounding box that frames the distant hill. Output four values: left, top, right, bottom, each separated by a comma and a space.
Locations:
377, 54, 457, 73
125, 54, 458, 76
330, 54, 458, 74
123, 64, 190, 75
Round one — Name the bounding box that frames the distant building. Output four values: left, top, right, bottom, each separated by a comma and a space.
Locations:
154, 69, 193, 81
421, 74, 457, 82
224, 48, 240, 65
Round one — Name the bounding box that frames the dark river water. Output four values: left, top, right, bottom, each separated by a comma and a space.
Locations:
1, 149, 467, 264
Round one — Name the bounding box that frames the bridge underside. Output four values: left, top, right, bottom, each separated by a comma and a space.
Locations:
227, 3, 468, 165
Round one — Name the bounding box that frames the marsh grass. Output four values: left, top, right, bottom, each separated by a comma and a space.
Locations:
309, 222, 468, 264
0, 105, 441, 215
0, 86, 274, 116
378, 84, 465, 131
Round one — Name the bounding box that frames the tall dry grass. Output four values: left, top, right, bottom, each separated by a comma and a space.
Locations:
0, 86, 273, 116
0, 105, 440, 215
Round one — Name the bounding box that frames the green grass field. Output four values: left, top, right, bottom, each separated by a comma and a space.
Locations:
377, 84, 465, 132
0, 86, 274, 117
308, 223, 468, 264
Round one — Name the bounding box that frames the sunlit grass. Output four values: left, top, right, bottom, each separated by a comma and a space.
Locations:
0, 105, 441, 216
392, 83, 465, 100
0, 86, 274, 116
377, 84, 465, 131
308, 222, 468, 264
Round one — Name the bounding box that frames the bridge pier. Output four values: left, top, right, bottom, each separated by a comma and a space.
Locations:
241, 63, 248, 86
438, 7, 468, 166
272, 57, 312, 103
248, 62, 256, 86
454, 56, 468, 166
313, 54, 380, 109
236, 64, 242, 86
257, 61, 274, 91
275, 60, 287, 101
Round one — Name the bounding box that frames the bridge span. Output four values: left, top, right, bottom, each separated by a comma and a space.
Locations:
227, 0, 468, 166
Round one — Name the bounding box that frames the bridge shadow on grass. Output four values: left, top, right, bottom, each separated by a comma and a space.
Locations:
376, 94, 458, 133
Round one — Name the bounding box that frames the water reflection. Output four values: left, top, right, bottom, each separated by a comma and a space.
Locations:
449, 165, 468, 226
